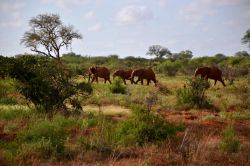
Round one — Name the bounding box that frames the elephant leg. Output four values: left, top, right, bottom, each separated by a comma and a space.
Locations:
123, 79, 126, 85
91, 76, 96, 83
104, 79, 107, 84
147, 79, 150, 85
152, 79, 157, 86
141, 78, 143, 85
135, 77, 140, 84
214, 80, 217, 85
108, 79, 112, 84
129, 79, 133, 84
219, 78, 226, 87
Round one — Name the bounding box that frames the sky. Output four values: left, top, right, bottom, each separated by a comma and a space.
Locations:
0, 0, 250, 58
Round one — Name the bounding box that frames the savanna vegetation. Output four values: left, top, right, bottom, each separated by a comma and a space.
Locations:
0, 14, 249, 165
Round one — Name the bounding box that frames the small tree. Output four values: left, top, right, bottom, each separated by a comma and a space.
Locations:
214, 53, 226, 58
146, 45, 172, 59
234, 51, 249, 57
10, 55, 92, 114
176, 78, 211, 109
173, 50, 193, 60
21, 14, 82, 60
241, 29, 250, 50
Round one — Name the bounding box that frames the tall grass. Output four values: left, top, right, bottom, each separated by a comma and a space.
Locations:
0, 107, 31, 120
219, 126, 240, 154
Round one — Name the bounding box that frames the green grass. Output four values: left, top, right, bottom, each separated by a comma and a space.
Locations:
0, 97, 18, 105
219, 126, 240, 154
0, 78, 17, 97
0, 106, 31, 120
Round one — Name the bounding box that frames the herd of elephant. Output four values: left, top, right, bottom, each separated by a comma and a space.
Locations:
86, 66, 226, 87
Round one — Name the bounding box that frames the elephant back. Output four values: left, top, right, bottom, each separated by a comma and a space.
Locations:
208, 67, 222, 78
143, 68, 156, 79
91, 66, 110, 79
124, 70, 133, 79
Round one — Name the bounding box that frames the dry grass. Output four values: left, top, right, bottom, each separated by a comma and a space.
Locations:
83, 105, 131, 116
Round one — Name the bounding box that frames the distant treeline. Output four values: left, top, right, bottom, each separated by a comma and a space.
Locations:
1, 52, 250, 78
61, 52, 250, 78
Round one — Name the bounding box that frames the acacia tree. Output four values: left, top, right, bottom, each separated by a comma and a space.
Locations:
173, 50, 193, 60
241, 29, 250, 50
21, 14, 82, 60
146, 45, 172, 59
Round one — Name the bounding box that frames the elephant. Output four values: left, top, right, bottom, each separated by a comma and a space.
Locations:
88, 66, 111, 84
130, 68, 157, 86
194, 66, 226, 86
113, 69, 133, 85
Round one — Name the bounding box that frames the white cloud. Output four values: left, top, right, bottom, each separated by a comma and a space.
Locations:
179, 1, 217, 25
0, 2, 25, 13
84, 11, 95, 20
88, 23, 102, 32
42, 0, 93, 8
0, 1, 25, 27
114, 5, 153, 25
179, 0, 249, 26
201, 0, 250, 7
245, 10, 250, 19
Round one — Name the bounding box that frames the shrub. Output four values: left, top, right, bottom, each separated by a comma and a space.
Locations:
158, 60, 180, 76
115, 107, 177, 146
0, 78, 17, 98
0, 56, 14, 78
176, 78, 211, 109
219, 126, 240, 153
17, 117, 71, 158
10, 55, 92, 114
78, 114, 115, 156
109, 78, 126, 94
236, 84, 250, 109
157, 83, 171, 95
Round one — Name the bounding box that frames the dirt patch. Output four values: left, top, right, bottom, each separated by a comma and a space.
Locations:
83, 105, 131, 116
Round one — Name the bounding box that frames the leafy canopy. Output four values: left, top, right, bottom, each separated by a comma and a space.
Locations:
146, 45, 172, 59
241, 29, 250, 50
21, 14, 82, 60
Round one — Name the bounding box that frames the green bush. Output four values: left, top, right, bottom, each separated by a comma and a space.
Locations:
176, 78, 211, 109
16, 139, 56, 161
158, 60, 180, 76
10, 55, 92, 114
0, 78, 17, 98
17, 116, 76, 158
78, 114, 115, 156
219, 126, 240, 153
109, 78, 126, 94
115, 107, 176, 146
236, 84, 250, 109
0, 56, 14, 78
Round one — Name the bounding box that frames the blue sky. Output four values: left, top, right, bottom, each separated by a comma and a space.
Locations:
0, 0, 250, 58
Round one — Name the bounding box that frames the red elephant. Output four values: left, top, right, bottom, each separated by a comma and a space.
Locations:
113, 69, 133, 85
88, 66, 111, 84
194, 66, 226, 86
130, 68, 157, 86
